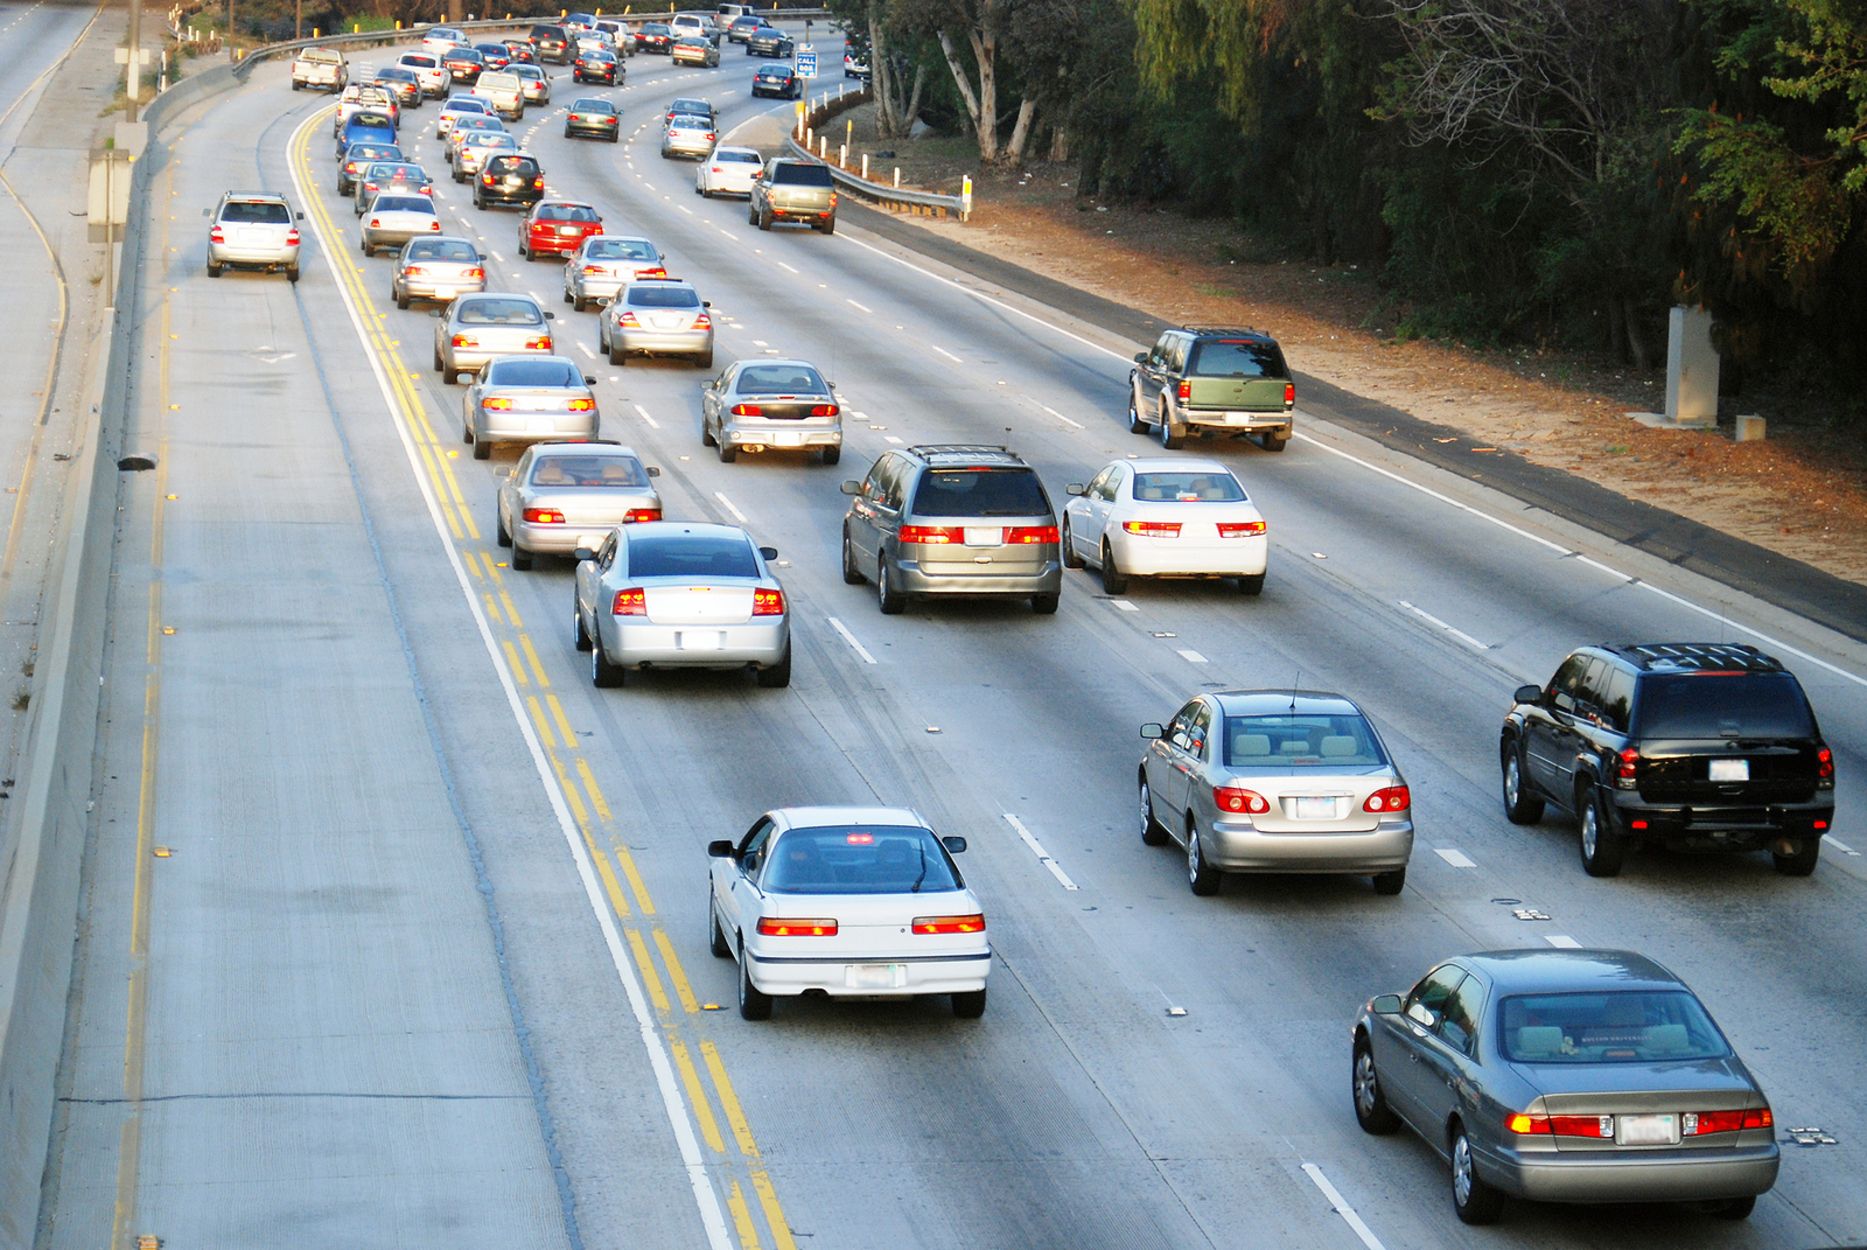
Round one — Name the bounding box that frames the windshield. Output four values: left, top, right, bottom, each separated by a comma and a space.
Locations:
372, 196, 431, 213
539, 204, 599, 222
588, 239, 656, 261
1187, 339, 1287, 378
487, 359, 581, 387
627, 285, 700, 309
1636, 673, 1814, 738
627, 533, 757, 579
1499, 991, 1730, 1064
1221, 713, 1388, 767
456, 298, 542, 326
1132, 471, 1246, 502
910, 468, 1049, 518
762, 826, 963, 895
408, 240, 478, 262
738, 365, 826, 394
773, 163, 834, 187
530, 455, 647, 487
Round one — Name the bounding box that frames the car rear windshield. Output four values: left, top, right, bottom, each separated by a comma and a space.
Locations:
347, 144, 399, 161
400, 54, 437, 67
368, 163, 421, 179
456, 298, 542, 325
738, 365, 826, 394
449, 98, 489, 112
627, 285, 701, 309
408, 240, 477, 261
531, 455, 647, 487
220, 201, 291, 224
486, 157, 537, 175
627, 533, 757, 578
348, 113, 394, 129
372, 195, 431, 213
449, 49, 484, 63
530, 25, 565, 37
1499, 991, 1730, 1064
1187, 339, 1288, 379
572, 99, 615, 113
910, 468, 1049, 518
540, 204, 599, 222
1132, 472, 1246, 502
771, 163, 834, 187
1635, 673, 1814, 739
588, 239, 656, 260
643, 22, 670, 33
762, 826, 962, 895
717, 149, 762, 163
487, 359, 580, 386
1222, 713, 1387, 768
670, 115, 711, 130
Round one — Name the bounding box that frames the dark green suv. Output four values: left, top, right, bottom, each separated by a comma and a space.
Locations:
1128, 327, 1294, 452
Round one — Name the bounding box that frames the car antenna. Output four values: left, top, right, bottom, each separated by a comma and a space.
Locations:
1290, 670, 1300, 712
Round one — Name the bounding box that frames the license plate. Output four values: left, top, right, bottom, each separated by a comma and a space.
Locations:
846, 964, 903, 990
776, 432, 800, 446
964, 527, 1002, 546
1616, 1113, 1677, 1145
679, 632, 721, 651
1709, 758, 1749, 782
1293, 797, 1336, 819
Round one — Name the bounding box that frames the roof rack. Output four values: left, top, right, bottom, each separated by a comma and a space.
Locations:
1180, 326, 1269, 338
906, 444, 1012, 457
1610, 643, 1780, 673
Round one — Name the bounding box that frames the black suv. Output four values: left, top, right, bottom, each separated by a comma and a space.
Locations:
1500, 643, 1835, 877
840, 445, 1063, 615
474, 155, 545, 210
1129, 327, 1295, 452
529, 24, 572, 63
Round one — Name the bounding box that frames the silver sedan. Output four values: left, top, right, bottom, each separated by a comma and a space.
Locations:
660, 113, 716, 159
561, 235, 666, 311
434, 292, 557, 384
1139, 689, 1413, 895
462, 355, 597, 460
572, 522, 790, 688
496, 441, 662, 569
359, 194, 441, 256
700, 359, 842, 464
598, 278, 713, 367
1353, 949, 1778, 1225
392, 235, 484, 308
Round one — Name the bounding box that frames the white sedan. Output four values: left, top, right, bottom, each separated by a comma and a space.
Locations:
706, 806, 991, 1020
696, 145, 763, 198
1061, 456, 1268, 594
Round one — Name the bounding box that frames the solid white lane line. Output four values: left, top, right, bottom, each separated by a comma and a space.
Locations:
931, 345, 962, 363
845, 298, 872, 314
713, 491, 748, 524
1397, 600, 1488, 651
1300, 1164, 1387, 1250
1434, 848, 1477, 869
826, 617, 877, 665
1004, 814, 1080, 891
1176, 648, 1207, 664
1545, 935, 1583, 949
633, 402, 660, 430
1039, 402, 1083, 429
1824, 835, 1860, 856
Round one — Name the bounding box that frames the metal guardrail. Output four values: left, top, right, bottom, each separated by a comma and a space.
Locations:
785, 84, 968, 220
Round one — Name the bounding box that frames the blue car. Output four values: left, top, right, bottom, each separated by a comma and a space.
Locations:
336, 111, 397, 158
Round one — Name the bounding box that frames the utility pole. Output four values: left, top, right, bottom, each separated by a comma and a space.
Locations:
125, 0, 142, 122
294, 0, 302, 40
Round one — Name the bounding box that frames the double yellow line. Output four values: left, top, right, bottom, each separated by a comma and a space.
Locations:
290, 108, 794, 1250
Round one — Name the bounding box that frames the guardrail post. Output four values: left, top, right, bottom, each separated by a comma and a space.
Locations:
861, 154, 868, 179
961, 175, 972, 221
893, 167, 900, 188
838, 142, 846, 167
818, 135, 826, 159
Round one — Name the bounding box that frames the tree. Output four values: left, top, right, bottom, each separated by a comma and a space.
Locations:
890, 0, 1039, 164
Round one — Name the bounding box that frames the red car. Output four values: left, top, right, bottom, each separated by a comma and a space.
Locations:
520, 200, 603, 261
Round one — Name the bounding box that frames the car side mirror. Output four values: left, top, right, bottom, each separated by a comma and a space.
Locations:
646, 466, 660, 477
941, 835, 967, 854
296, 211, 306, 220
1514, 684, 1544, 706
839, 480, 861, 496
758, 545, 778, 560
544, 311, 556, 320
584, 375, 597, 385
572, 547, 595, 563
1133, 351, 1147, 364
432, 308, 445, 318
702, 299, 712, 308
706, 839, 735, 858
1371, 993, 1402, 1016
1406, 1003, 1438, 1028
1139, 722, 1164, 740
1065, 483, 1086, 496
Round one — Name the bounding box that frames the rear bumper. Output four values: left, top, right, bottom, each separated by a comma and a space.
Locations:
598, 618, 788, 669
1485, 1140, 1779, 1204
514, 522, 620, 555
664, 136, 712, 156
1205, 817, 1413, 873
363, 225, 435, 248
401, 276, 484, 301
1109, 533, 1268, 577
892, 557, 1063, 598
1609, 796, 1834, 848
722, 420, 841, 449
617, 329, 712, 356
747, 948, 990, 997
566, 121, 618, 136
208, 244, 299, 266
476, 412, 597, 446
1181, 409, 1293, 435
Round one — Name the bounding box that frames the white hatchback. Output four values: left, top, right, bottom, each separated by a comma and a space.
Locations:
1062, 456, 1269, 595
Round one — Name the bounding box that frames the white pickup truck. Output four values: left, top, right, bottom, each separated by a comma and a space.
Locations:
290, 47, 347, 92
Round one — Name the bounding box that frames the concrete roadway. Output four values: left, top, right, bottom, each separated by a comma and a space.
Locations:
41, 27, 1867, 1250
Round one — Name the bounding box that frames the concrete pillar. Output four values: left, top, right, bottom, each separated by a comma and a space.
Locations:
1734, 414, 1766, 442
1664, 305, 1719, 428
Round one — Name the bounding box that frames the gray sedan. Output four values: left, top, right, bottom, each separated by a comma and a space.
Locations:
434, 292, 557, 384
598, 278, 713, 367
463, 355, 597, 461
496, 441, 661, 569
359, 193, 441, 256
1353, 949, 1778, 1224
700, 359, 842, 464
1139, 689, 1413, 895
392, 235, 484, 308
572, 522, 790, 688
562, 235, 666, 311
660, 113, 716, 159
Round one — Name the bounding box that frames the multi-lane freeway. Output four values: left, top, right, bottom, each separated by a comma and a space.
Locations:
34, 21, 1867, 1250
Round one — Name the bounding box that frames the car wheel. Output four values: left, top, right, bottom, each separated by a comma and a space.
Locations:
1236, 572, 1265, 595
572, 606, 591, 651
360, 239, 372, 256
748, 203, 758, 226
573, 291, 589, 313
1712, 1196, 1757, 1220
708, 895, 731, 958
1500, 744, 1545, 824
591, 634, 624, 687
695, 349, 713, 370
1060, 518, 1085, 569
700, 416, 717, 447
286, 266, 300, 284
1157, 403, 1184, 449
1578, 785, 1625, 877
1138, 775, 1168, 846
755, 644, 791, 688
396, 287, 411, 310
951, 988, 987, 1019
494, 503, 511, 547
433, 347, 446, 373
1100, 541, 1129, 595
1372, 866, 1406, 896
819, 216, 836, 235
718, 438, 737, 463
472, 432, 492, 460
1031, 592, 1059, 615
877, 558, 905, 615
841, 529, 864, 585
608, 333, 625, 366
1262, 433, 1290, 453
1450, 1125, 1505, 1225
1186, 818, 1220, 896
1772, 837, 1821, 876
757, 205, 773, 231
737, 941, 772, 1020
509, 542, 534, 570
1352, 1038, 1401, 1134
820, 445, 840, 466
521, 241, 534, 261
608, 132, 618, 143
207, 261, 223, 278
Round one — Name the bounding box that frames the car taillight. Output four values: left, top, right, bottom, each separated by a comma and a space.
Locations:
730, 403, 763, 416
710, 164, 724, 173
1006, 525, 1059, 544
1177, 380, 1192, 402
622, 508, 661, 523
369, 217, 384, 228
524, 336, 553, 350
1817, 746, 1834, 784
286, 229, 301, 246
809, 404, 839, 417
566, 398, 595, 412
898, 525, 961, 545
1364, 785, 1410, 813
451, 334, 477, 347
534, 177, 546, 189
209, 226, 224, 243
1214, 786, 1270, 815
752, 588, 785, 616
522, 507, 565, 523
582, 264, 606, 276
757, 917, 836, 936
828, 192, 838, 210
1122, 520, 1181, 537
1284, 382, 1296, 406
641, 267, 667, 278
481, 397, 513, 410
1684, 1107, 1772, 1135
611, 587, 646, 615
483, 174, 495, 185
1217, 520, 1267, 538
912, 914, 985, 935
1506, 1113, 1616, 1138
1617, 747, 1639, 789
693, 311, 711, 329
403, 265, 425, 276
615, 311, 639, 327
465, 267, 485, 279
429, 221, 442, 231
706, 132, 717, 142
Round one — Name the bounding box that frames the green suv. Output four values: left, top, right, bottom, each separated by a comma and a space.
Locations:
1128, 327, 1295, 452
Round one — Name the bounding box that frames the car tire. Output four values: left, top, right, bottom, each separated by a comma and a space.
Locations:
286, 266, 300, 284
1237, 572, 1265, 596
718, 438, 736, 463
1262, 433, 1290, 453
434, 347, 446, 373
608, 335, 625, 366
1186, 818, 1220, 896
757, 206, 773, 231
591, 635, 624, 687
1138, 775, 1169, 846
1031, 592, 1059, 615
510, 543, 534, 570
1100, 542, 1129, 595
396, 287, 411, 310
841, 529, 864, 585
472, 433, 492, 460
737, 942, 772, 1020
207, 261, 223, 278
748, 203, 758, 225
1060, 518, 1085, 568
877, 558, 905, 615
755, 644, 791, 688
1578, 785, 1625, 877
360, 239, 373, 257
1713, 1196, 1757, 1220
1352, 1038, 1401, 1134
951, 988, 987, 1019
1372, 866, 1406, 896
1450, 1124, 1504, 1225
708, 896, 731, 958
1500, 744, 1545, 824
494, 504, 511, 547
1772, 838, 1821, 876
701, 417, 717, 447
572, 606, 592, 651
820, 445, 840, 466
1157, 404, 1184, 449
819, 217, 836, 235
695, 350, 713, 370
608, 132, 618, 143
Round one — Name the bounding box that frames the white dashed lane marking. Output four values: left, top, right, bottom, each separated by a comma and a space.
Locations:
1434, 848, 1477, 868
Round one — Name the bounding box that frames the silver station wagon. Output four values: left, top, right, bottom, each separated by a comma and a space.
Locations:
496, 441, 661, 569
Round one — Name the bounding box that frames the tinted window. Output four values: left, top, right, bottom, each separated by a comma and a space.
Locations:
486, 359, 580, 386
1600, 667, 1636, 732
627, 285, 701, 309
1549, 652, 1592, 711
1187, 339, 1287, 378
587, 239, 656, 260
669, 114, 711, 130
771, 163, 834, 187
485, 157, 537, 176
627, 533, 757, 579
372, 196, 431, 213
448, 98, 489, 112
761, 826, 962, 895
1498, 991, 1730, 1064
539, 204, 599, 222
1438, 978, 1483, 1056
910, 468, 1049, 518
408, 240, 478, 262
456, 299, 543, 325
571, 98, 616, 113
401, 54, 437, 67
348, 113, 395, 129
737, 365, 826, 394
221, 201, 290, 224
530, 455, 647, 487
1222, 713, 1388, 767
1132, 471, 1246, 503
643, 23, 670, 34
1405, 966, 1466, 1019
1636, 673, 1815, 738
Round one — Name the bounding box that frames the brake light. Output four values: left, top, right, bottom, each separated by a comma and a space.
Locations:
1122, 520, 1182, 538
522, 507, 565, 523
730, 403, 763, 416
1364, 785, 1411, 813
615, 311, 639, 327
481, 397, 513, 410
622, 507, 661, 523
1817, 746, 1833, 783
640, 267, 667, 278
899, 525, 960, 545
465, 267, 485, 280
1214, 786, 1270, 814
1006, 525, 1059, 544
429, 221, 441, 231
706, 132, 717, 142
611, 587, 645, 615
286, 228, 301, 246
451, 334, 477, 347
582, 265, 606, 276
534, 177, 546, 189
524, 336, 554, 351
368, 217, 381, 228
1506, 1113, 1615, 1138
693, 311, 711, 329
1617, 748, 1639, 789
565, 398, 595, 412
1217, 520, 1267, 537
483, 174, 495, 185
1683, 1107, 1772, 1135
710, 165, 723, 173
912, 914, 985, 935
1284, 382, 1296, 406
757, 917, 836, 936
752, 587, 785, 616
403, 265, 425, 276
1177, 380, 1192, 402
809, 404, 839, 417
209, 226, 224, 243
